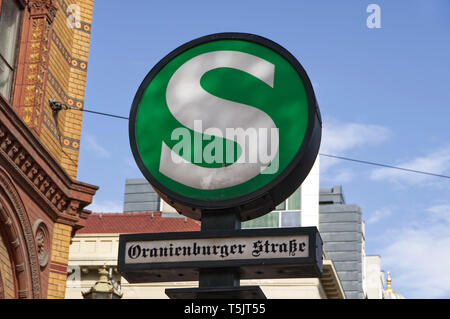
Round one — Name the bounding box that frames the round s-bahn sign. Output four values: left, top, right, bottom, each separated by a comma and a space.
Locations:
129, 33, 321, 221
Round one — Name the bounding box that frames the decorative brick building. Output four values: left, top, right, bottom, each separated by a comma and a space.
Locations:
0, 0, 97, 299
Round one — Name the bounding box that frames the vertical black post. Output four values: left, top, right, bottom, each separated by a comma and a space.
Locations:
199, 209, 241, 290
201, 209, 241, 231
165, 209, 266, 299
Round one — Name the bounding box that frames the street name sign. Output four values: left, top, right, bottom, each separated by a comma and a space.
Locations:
118, 227, 322, 283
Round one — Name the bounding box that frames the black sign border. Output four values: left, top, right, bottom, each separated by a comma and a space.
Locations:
129, 32, 322, 221
118, 227, 322, 283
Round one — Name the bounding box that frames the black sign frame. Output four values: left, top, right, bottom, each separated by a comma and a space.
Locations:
118, 227, 322, 283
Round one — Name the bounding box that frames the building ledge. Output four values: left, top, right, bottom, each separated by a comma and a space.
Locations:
320, 259, 346, 299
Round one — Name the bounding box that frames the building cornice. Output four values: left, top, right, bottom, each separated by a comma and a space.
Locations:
0, 95, 98, 230
27, 0, 58, 23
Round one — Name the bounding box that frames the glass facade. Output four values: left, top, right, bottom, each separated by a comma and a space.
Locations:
242, 186, 301, 229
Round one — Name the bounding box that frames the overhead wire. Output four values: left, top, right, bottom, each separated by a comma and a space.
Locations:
70, 107, 129, 120
59, 103, 450, 180
319, 153, 450, 179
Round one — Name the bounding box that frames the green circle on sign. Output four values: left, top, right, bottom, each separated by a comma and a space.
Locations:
129, 33, 321, 220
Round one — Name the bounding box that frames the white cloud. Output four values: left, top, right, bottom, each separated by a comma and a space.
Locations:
83, 133, 111, 158
85, 199, 122, 213
321, 168, 354, 183
367, 208, 392, 224
370, 146, 450, 185
427, 203, 450, 223
321, 121, 390, 155
320, 120, 391, 173
381, 203, 450, 298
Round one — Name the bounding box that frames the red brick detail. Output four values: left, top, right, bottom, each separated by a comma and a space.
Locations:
49, 261, 67, 275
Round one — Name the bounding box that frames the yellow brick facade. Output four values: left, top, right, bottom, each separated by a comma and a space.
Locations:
40, 0, 95, 179
1, 0, 97, 299
47, 222, 73, 299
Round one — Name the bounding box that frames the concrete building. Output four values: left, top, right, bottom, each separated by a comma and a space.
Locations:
319, 186, 386, 299
318, 185, 365, 299
365, 255, 385, 299
123, 178, 160, 213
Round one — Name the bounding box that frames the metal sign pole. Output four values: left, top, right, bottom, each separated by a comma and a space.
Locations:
165, 209, 267, 299
199, 209, 241, 289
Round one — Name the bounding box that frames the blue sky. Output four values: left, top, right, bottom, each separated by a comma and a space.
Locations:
77, 0, 450, 298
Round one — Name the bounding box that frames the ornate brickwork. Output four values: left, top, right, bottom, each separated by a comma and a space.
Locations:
33, 219, 50, 268
40, 0, 94, 178
51, 31, 88, 71
47, 71, 84, 109
0, 172, 42, 299
1, 0, 97, 299
42, 112, 80, 150
0, 118, 97, 219
54, 0, 92, 34
1, 92, 98, 298
28, 0, 58, 23
0, 123, 70, 217
15, 0, 57, 134
10, 0, 94, 179
0, 106, 97, 299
